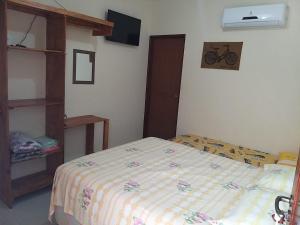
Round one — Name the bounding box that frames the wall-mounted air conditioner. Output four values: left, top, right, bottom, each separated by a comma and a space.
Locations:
222, 4, 288, 29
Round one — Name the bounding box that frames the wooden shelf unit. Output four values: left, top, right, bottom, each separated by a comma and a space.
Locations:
0, 0, 70, 208
0, 0, 113, 207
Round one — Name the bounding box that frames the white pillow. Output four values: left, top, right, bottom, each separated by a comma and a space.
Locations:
256, 164, 296, 194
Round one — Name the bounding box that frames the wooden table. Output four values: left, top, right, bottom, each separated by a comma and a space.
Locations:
64, 115, 109, 155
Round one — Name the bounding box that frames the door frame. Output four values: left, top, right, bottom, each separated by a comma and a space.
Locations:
290, 151, 300, 225
143, 34, 186, 138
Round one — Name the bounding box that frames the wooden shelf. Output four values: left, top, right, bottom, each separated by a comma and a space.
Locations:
8, 45, 65, 54
64, 115, 108, 129
12, 171, 53, 198
0, 0, 66, 208
12, 149, 61, 164
7, 0, 114, 36
8, 98, 63, 110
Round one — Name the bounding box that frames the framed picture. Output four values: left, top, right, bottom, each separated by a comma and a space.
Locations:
201, 42, 243, 70
73, 49, 96, 84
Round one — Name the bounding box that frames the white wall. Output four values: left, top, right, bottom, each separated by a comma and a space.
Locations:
8, 0, 153, 177
62, 0, 153, 160
151, 0, 300, 154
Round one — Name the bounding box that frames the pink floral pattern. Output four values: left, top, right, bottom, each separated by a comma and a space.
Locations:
79, 187, 94, 210
269, 210, 286, 224
76, 161, 98, 168
126, 147, 140, 152
164, 149, 176, 154
127, 161, 142, 168
184, 211, 218, 224
133, 216, 146, 225
169, 162, 181, 168
124, 181, 140, 192
177, 180, 192, 192
222, 182, 240, 190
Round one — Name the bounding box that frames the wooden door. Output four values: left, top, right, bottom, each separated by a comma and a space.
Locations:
290, 151, 300, 225
144, 35, 185, 139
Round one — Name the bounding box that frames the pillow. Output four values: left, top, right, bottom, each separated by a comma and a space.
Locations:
277, 152, 298, 167
256, 164, 296, 194
171, 134, 277, 167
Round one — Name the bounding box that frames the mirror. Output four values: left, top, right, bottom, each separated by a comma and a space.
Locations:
73, 49, 95, 84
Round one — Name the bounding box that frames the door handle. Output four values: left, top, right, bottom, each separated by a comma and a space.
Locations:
275, 196, 290, 215
275, 196, 291, 220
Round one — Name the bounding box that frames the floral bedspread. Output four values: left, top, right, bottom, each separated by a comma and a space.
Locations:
49, 137, 271, 225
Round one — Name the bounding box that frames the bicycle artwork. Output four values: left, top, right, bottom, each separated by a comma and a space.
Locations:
201, 42, 243, 70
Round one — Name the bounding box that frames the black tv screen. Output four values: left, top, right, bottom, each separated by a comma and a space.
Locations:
106, 10, 141, 46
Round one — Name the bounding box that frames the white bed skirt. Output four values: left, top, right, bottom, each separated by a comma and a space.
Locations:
54, 206, 81, 225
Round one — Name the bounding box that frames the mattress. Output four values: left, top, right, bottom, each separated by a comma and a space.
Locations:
171, 135, 276, 167
49, 137, 283, 225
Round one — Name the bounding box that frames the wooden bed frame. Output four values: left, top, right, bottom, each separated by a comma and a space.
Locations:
290, 150, 300, 225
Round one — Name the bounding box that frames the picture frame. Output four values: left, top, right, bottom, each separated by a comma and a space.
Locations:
73, 49, 96, 84
201, 42, 243, 70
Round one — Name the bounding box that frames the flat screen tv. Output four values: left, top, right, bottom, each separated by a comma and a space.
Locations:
106, 10, 141, 46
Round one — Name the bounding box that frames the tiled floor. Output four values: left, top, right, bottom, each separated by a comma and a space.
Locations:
0, 188, 53, 225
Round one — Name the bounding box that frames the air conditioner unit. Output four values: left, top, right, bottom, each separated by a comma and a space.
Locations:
222, 4, 288, 29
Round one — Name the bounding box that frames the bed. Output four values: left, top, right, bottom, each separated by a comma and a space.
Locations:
49, 137, 300, 225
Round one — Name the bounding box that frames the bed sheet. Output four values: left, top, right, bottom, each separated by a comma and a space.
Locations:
49, 137, 273, 225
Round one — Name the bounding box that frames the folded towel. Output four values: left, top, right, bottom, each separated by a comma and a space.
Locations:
35, 136, 58, 149
43, 145, 60, 154
10, 131, 42, 154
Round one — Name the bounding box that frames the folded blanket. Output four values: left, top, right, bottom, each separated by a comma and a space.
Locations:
11, 149, 46, 163
10, 131, 42, 154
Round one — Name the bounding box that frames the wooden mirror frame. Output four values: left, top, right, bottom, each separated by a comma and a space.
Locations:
73, 49, 95, 84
